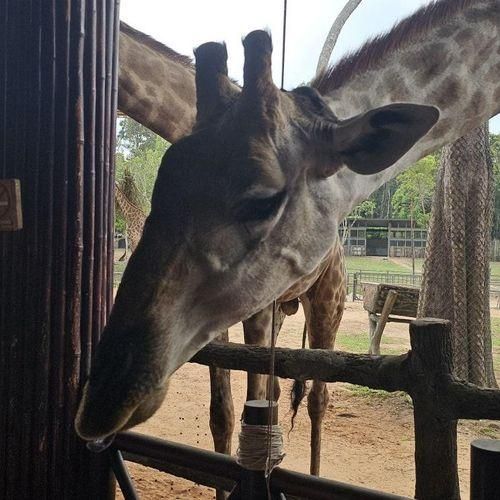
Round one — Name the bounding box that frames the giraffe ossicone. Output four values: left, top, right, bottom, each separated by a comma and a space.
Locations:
75, 29, 439, 440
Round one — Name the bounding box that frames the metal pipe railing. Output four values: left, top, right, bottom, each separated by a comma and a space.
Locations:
113, 432, 409, 500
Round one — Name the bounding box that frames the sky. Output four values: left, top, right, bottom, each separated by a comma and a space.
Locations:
120, 0, 500, 133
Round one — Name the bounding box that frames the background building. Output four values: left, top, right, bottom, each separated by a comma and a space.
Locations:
341, 218, 428, 258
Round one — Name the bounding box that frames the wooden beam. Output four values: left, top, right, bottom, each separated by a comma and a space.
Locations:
369, 290, 398, 355
191, 334, 500, 421
191, 342, 409, 392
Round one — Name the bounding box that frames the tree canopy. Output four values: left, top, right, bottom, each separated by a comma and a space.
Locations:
115, 117, 170, 232
350, 138, 500, 230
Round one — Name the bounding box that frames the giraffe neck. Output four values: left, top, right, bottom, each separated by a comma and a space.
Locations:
314, 0, 500, 219
114, 183, 146, 250
119, 0, 500, 220
119, 22, 196, 143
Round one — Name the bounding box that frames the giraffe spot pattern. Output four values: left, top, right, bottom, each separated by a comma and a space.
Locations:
453, 28, 474, 46
465, 5, 500, 24
429, 118, 454, 140
402, 43, 450, 86
429, 76, 462, 108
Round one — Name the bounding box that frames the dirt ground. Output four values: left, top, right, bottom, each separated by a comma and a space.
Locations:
116, 301, 500, 499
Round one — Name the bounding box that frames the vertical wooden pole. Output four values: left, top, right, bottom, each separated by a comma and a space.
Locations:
470, 439, 500, 500
470, 440, 500, 500
0, 1, 119, 498
409, 319, 460, 500
228, 400, 281, 500
368, 290, 398, 355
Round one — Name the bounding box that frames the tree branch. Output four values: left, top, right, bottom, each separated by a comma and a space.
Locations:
315, 0, 363, 77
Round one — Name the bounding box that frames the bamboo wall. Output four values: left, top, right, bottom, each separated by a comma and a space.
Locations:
0, 1, 119, 498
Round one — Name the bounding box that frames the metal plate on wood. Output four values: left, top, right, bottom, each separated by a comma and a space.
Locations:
0, 179, 22, 231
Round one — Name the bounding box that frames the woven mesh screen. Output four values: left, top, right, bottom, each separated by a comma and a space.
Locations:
418, 124, 497, 387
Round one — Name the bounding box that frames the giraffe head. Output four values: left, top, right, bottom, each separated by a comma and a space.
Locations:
75, 30, 438, 440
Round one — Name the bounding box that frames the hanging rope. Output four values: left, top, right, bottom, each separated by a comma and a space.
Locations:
238, 5, 291, 496
265, 301, 281, 494
235, 301, 285, 496
236, 422, 284, 472
280, 0, 287, 90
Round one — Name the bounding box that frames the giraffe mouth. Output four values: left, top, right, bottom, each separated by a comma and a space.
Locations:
75, 372, 171, 441
86, 433, 116, 452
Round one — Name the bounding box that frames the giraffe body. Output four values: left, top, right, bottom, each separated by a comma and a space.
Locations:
118, 21, 348, 476
76, 1, 500, 481
114, 182, 146, 253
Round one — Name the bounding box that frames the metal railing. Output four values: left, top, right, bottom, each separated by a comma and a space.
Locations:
111, 432, 410, 500
349, 271, 421, 301
349, 270, 500, 302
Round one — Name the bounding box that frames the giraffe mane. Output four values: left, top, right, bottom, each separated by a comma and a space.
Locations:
311, 0, 477, 94
120, 21, 193, 68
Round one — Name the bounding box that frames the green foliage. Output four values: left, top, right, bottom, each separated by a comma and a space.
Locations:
345, 256, 412, 273
491, 133, 500, 168
348, 135, 500, 229
368, 179, 398, 219
117, 117, 158, 153
348, 153, 440, 224
345, 385, 407, 401
391, 154, 439, 227
115, 117, 169, 219
351, 199, 376, 219
490, 134, 500, 238
115, 215, 126, 235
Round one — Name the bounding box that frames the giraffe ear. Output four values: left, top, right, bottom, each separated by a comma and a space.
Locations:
194, 42, 240, 127
314, 103, 439, 176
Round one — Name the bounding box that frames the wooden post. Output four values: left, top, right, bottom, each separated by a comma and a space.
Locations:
470, 439, 500, 500
369, 290, 398, 355
0, 1, 118, 497
228, 400, 283, 500
409, 319, 460, 500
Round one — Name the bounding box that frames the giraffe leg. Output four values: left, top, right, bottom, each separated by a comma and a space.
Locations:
209, 330, 234, 455
209, 331, 234, 500
303, 246, 346, 476
243, 304, 284, 402
119, 231, 129, 261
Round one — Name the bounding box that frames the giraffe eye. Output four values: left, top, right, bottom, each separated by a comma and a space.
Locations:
235, 190, 286, 223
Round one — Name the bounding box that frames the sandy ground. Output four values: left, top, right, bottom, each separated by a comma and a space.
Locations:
114, 301, 500, 499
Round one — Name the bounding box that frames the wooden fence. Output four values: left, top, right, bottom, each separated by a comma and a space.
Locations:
348, 271, 500, 305
108, 319, 500, 499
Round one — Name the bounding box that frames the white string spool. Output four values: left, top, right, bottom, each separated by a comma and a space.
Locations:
236, 421, 285, 471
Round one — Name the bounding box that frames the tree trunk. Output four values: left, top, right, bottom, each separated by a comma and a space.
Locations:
418, 124, 497, 388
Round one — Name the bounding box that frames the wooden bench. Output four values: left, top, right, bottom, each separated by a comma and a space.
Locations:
363, 282, 420, 355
